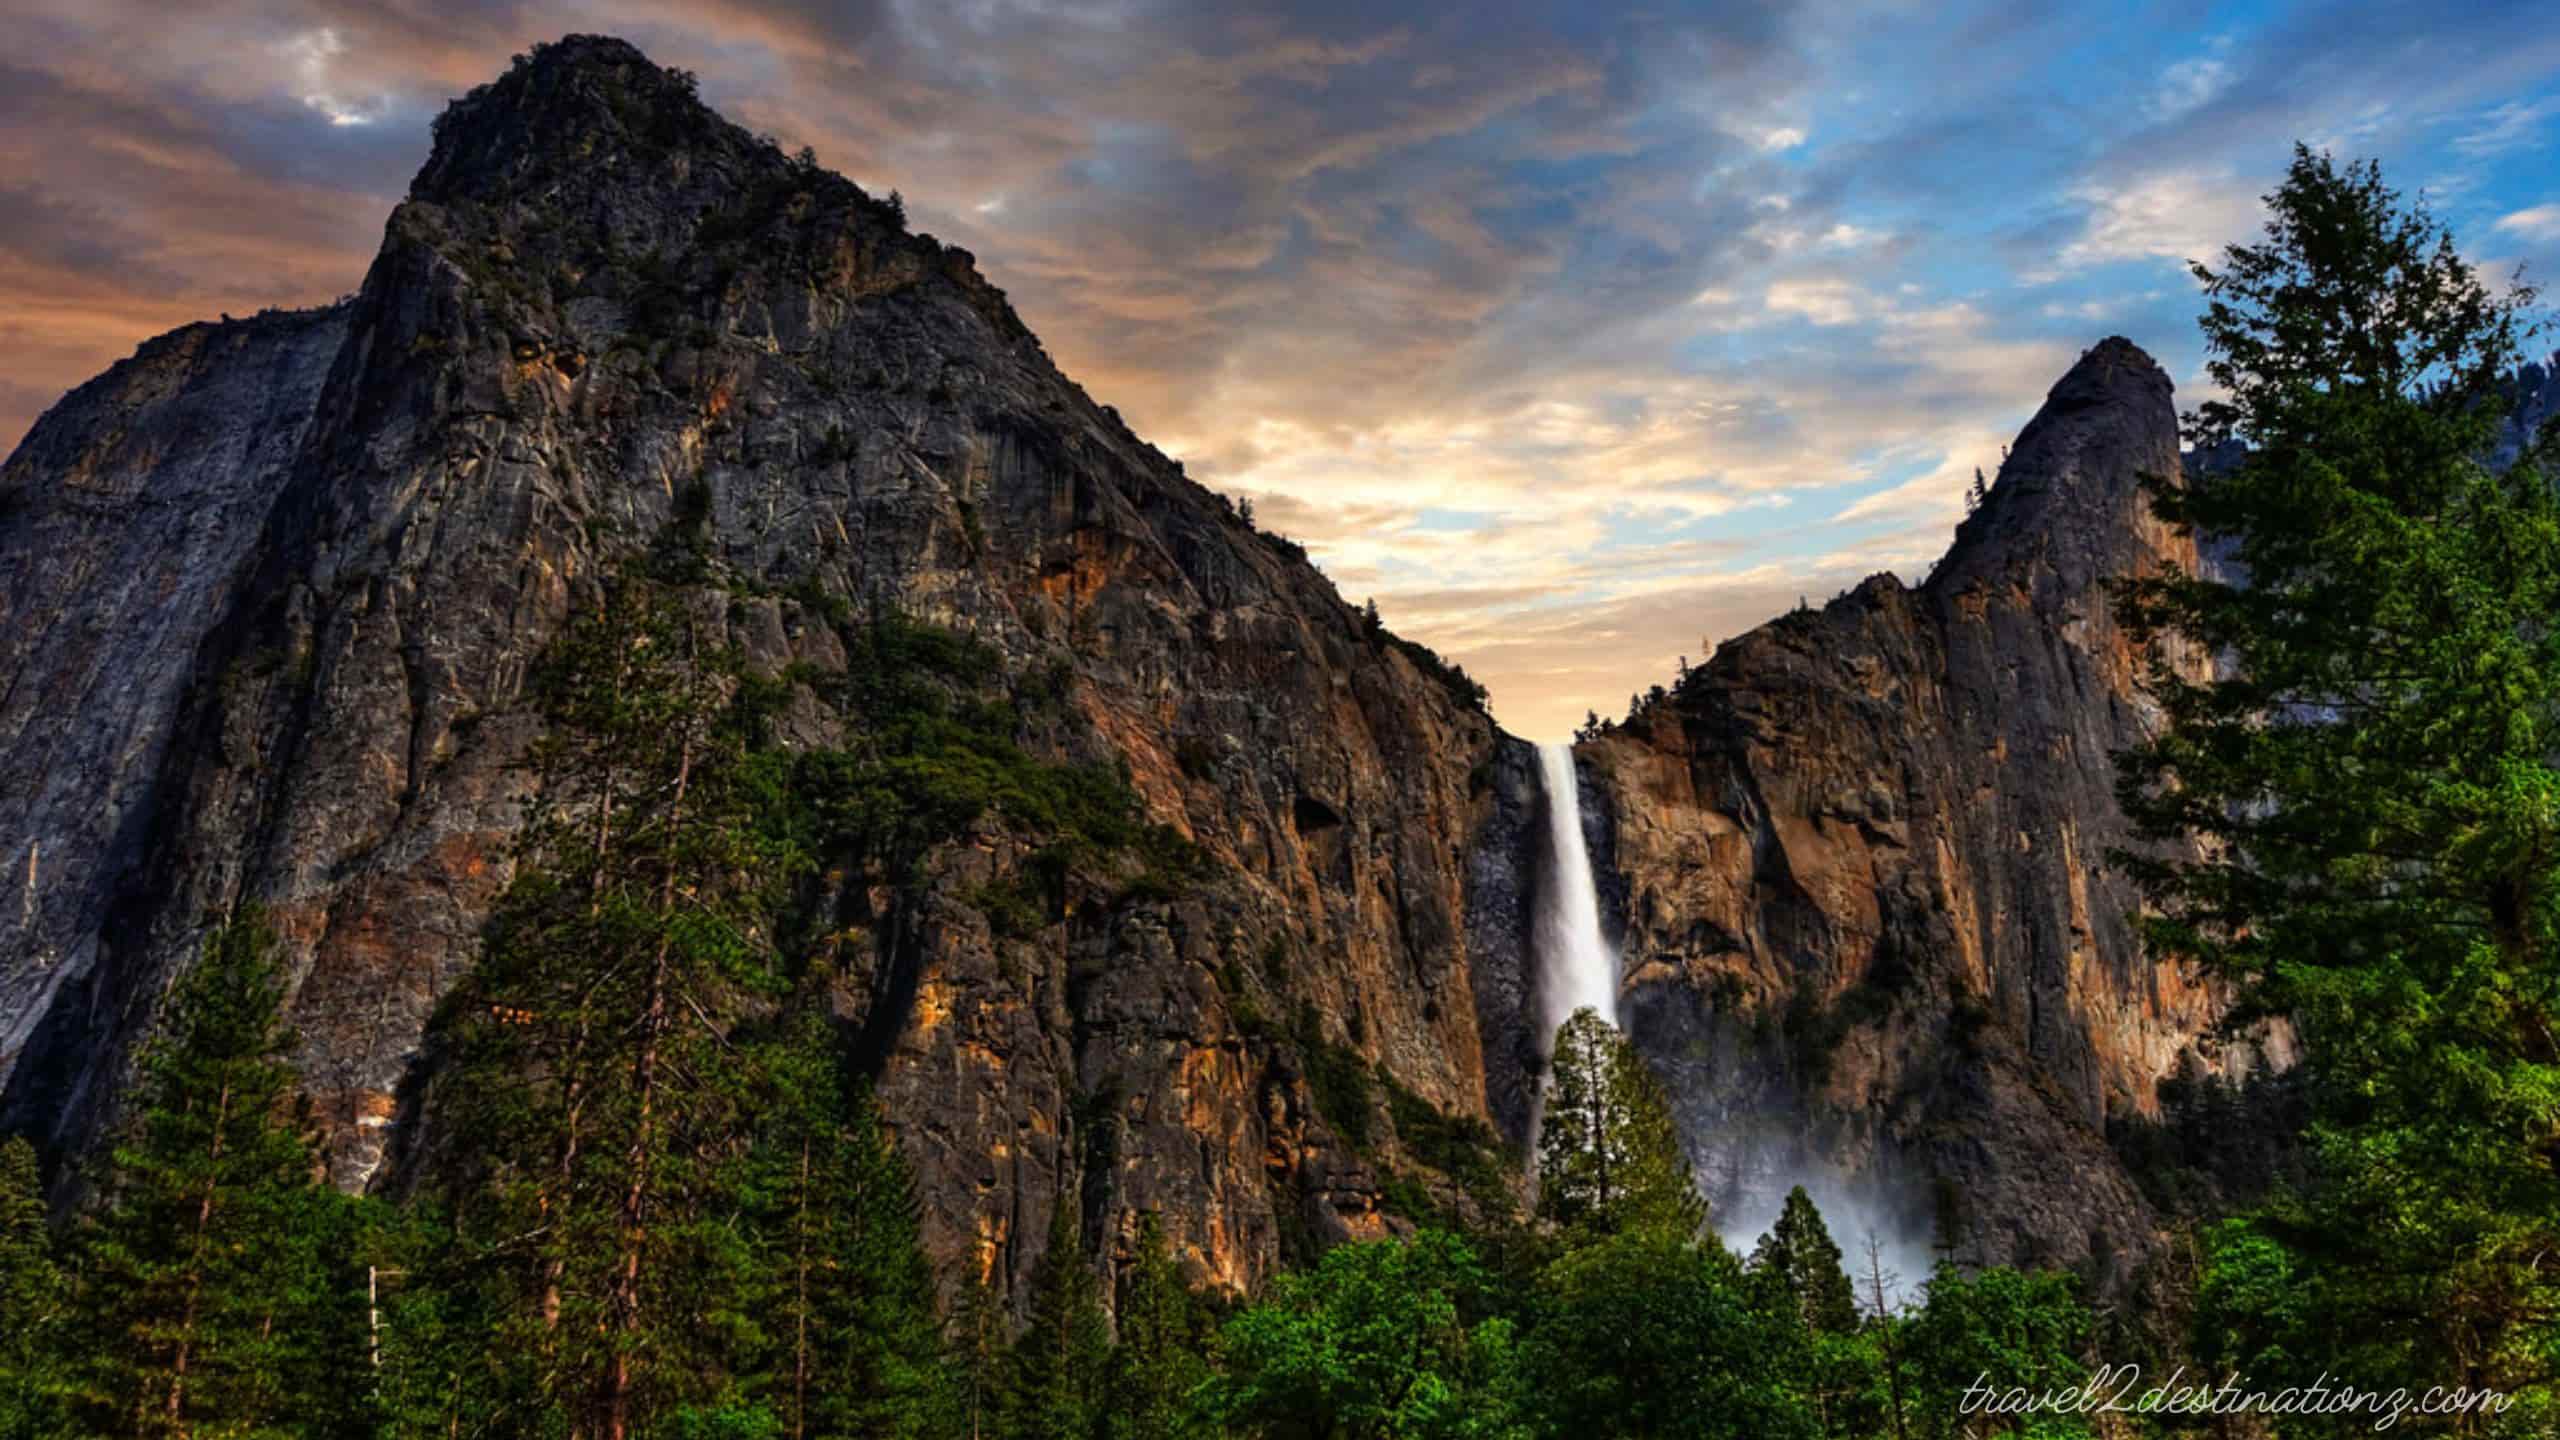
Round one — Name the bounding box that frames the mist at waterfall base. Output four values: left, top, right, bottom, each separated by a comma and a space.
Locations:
1717, 1175, 1942, 1315
1527, 741, 1936, 1312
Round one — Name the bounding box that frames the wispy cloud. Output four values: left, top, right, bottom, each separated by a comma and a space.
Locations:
2494, 203, 2560, 243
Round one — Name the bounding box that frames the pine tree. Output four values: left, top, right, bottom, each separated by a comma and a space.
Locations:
2115, 147, 2560, 1418
739, 1010, 949, 1440
1001, 1200, 1111, 1440
1746, 1187, 1858, 1336
361, 1201, 511, 1440
950, 1269, 1007, 1440
66, 907, 356, 1438
0, 1134, 70, 1438
1536, 1007, 1707, 1243
1103, 1215, 1207, 1440
1746, 1189, 1867, 1439
433, 576, 783, 1437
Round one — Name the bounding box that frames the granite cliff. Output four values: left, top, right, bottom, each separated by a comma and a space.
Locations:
1564, 339, 2290, 1291
0, 37, 1507, 1306
1, 36, 2268, 1307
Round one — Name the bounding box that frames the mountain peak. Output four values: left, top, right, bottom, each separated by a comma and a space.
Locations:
411, 34, 733, 207
2041, 334, 2171, 415
1928, 335, 2181, 595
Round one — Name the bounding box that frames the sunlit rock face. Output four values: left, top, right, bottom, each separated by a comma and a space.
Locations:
1580, 339, 2290, 1292
0, 36, 1511, 1308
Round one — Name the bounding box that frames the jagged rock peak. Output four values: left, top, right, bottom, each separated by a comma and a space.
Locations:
415, 35, 729, 203
1929, 334, 2180, 594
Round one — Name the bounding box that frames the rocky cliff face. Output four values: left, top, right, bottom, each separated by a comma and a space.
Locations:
0, 37, 1509, 1305
1570, 339, 2288, 1290
1, 36, 2275, 1311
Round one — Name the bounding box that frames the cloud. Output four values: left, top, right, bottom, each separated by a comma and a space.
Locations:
2, 0, 2556, 737
2494, 204, 2560, 243
2046, 168, 2266, 276
2455, 98, 2559, 157
2148, 55, 2231, 123
279, 26, 391, 128
1764, 277, 1864, 325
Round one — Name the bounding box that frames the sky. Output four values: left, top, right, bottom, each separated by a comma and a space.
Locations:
3, 1, 2557, 738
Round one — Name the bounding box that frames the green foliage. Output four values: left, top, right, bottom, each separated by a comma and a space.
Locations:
1522, 1227, 1812, 1440
65, 908, 368, 1439
1383, 1079, 1514, 1219
743, 607, 1210, 924
1107, 1216, 1214, 1440
1203, 1229, 1523, 1440
732, 1010, 951, 1440
1002, 1202, 1112, 1440
0, 1135, 70, 1439
948, 1271, 1009, 1440
2103, 1060, 2307, 1220
2114, 147, 2560, 1419
1534, 1008, 1708, 1243
1748, 1187, 1861, 1337
1897, 1264, 2093, 1440
432, 577, 785, 1433
1292, 1004, 1378, 1154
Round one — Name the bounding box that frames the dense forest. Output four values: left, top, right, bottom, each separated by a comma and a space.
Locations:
1, 143, 2554, 1440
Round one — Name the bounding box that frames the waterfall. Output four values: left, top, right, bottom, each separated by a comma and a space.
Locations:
1532, 741, 1616, 1048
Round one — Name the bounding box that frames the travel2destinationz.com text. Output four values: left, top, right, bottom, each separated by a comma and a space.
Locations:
1960, 1366, 2517, 1431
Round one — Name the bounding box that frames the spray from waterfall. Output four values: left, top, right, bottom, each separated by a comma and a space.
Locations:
1532, 741, 1616, 1049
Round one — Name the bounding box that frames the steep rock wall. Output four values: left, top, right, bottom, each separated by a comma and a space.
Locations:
0, 37, 1510, 1305
1584, 340, 2287, 1288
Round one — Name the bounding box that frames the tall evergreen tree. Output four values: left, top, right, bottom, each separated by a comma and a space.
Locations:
2115, 147, 2560, 1419
66, 907, 358, 1439
1536, 1007, 1707, 1242
1103, 1215, 1209, 1440
0, 1134, 70, 1439
1001, 1201, 1111, 1440
949, 1269, 1008, 1440
1744, 1187, 1868, 1438
737, 1009, 948, 1440
1746, 1187, 1859, 1336
433, 576, 784, 1438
